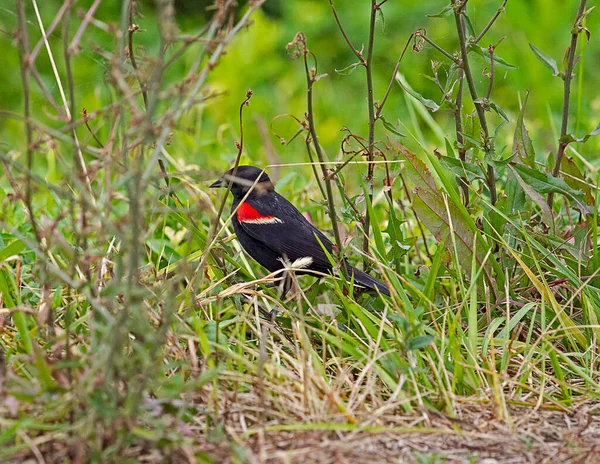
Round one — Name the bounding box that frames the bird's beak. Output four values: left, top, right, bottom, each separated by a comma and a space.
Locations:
209, 177, 224, 188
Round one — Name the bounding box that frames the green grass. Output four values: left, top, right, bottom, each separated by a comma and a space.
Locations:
1, 0, 599, 462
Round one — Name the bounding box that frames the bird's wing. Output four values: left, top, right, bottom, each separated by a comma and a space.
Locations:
236, 193, 334, 271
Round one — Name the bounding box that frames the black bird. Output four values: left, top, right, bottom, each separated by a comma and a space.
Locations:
210, 165, 390, 296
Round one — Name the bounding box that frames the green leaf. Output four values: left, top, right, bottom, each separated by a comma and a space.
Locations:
504, 170, 526, 216
360, 177, 387, 260
490, 102, 509, 122
388, 139, 437, 192
502, 241, 586, 350
560, 156, 595, 206
511, 163, 591, 214
146, 239, 180, 261
33, 343, 57, 390
470, 45, 517, 69
408, 335, 435, 351
379, 115, 406, 137
396, 78, 440, 112
463, 14, 477, 38
529, 43, 559, 76
560, 122, 600, 143
423, 238, 446, 302
496, 303, 537, 340
512, 91, 536, 167
389, 139, 502, 296
0, 268, 33, 355
376, 7, 385, 31
445, 137, 456, 158
509, 165, 555, 230
385, 195, 411, 267
460, 132, 484, 151
0, 240, 26, 262
438, 155, 485, 182
335, 62, 361, 75
412, 187, 495, 290
482, 317, 509, 354
427, 3, 453, 18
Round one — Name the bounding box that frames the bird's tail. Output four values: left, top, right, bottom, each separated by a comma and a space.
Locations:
347, 265, 390, 296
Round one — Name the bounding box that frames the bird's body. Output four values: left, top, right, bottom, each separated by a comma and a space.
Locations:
210, 166, 390, 296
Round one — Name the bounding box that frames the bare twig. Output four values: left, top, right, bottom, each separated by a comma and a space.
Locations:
362, 0, 378, 266
454, 68, 469, 205
29, 0, 71, 64
485, 44, 496, 101
68, 0, 102, 55
328, 0, 365, 64
82, 108, 105, 148
16, 0, 40, 244
128, 1, 148, 109
141, 1, 264, 185
549, 0, 588, 206
421, 33, 457, 63
31, 0, 96, 205
305, 137, 327, 200
304, 49, 344, 263
452, 0, 497, 205
376, 32, 417, 121
163, 22, 212, 71
63, 0, 93, 288
29, 65, 63, 116
399, 173, 432, 260
474, 0, 509, 44
328, 0, 380, 265
194, 90, 254, 287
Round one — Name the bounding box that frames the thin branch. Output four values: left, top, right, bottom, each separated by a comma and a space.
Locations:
454, 68, 469, 205
329, 148, 365, 180
421, 33, 457, 63
453, 0, 497, 205
474, 0, 508, 44
63, 1, 93, 289
338, 184, 365, 225
31, 0, 96, 205
549, 0, 588, 206
140, 1, 264, 185
128, 0, 224, 279
63, 3, 78, 179
362, 0, 378, 266
297, 36, 345, 266
485, 44, 496, 101
163, 22, 212, 71
305, 137, 327, 200
128, 1, 149, 109
195, 91, 253, 287
399, 173, 432, 260
68, 0, 102, 55
31, 0, 71, 121
328, 0, 365, 64
29, 0, 71, 64
376, 32, 416, 121
29, 65, 63, 116
82, 108, 105, 148
16, 0, 41, 245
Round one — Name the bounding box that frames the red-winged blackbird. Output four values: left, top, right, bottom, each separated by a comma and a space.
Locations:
210, 165, 390, 296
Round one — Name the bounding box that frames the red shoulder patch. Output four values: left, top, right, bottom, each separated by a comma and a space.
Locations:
237, 202, 283, 224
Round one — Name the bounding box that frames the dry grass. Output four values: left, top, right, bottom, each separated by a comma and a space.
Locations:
5, 398, 599, 463
2, 0, 600, 462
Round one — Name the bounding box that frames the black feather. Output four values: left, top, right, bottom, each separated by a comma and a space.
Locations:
347, 265, 390, 296
212, 165, 391, 296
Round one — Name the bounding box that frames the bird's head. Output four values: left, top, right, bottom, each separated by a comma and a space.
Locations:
210, 165, 274, 199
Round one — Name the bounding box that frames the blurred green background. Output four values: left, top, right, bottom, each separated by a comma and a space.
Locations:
1, 0, 599, 191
